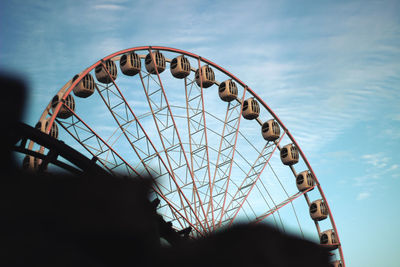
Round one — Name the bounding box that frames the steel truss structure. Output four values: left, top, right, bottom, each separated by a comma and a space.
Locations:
24, 46, 345, 266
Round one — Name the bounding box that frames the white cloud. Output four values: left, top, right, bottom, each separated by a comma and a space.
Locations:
388, 164, 399, 171
356, 192, 371, 201
353, 152, 398, 194
361, 153, 391, 169
92, 4, 124, 10
383, 129, 400, 140
391, 114, 400, 121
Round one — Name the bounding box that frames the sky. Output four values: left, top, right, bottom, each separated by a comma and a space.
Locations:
1, 0, 400, 266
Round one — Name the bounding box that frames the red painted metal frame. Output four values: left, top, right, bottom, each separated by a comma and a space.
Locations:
197, 65, 213, 200
147, 48, 211, 232
253, 185, 316, 224
225, 130, 286, 227
56, 100, 204, 235
217, 87, 247, 228
137, 70, 208, 233
97, 60, 204, 231
58, 103, 140, 176
205, 98, 243, 228
196, 57, 215, 229
184, 77, 198, 225
41, 45, 344, 265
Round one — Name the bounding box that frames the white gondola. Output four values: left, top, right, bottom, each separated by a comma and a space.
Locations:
320, 229, 339, 251
218, 79, 238, 102
22, 155, 40, 171
95, 59, 117, 83
51, 93, 75, 119
296, 170, 315, 192
145, 51, 166, 74
280, 143, 299, 165
120, 52, 141, 76
35, 118, 59, 139
72, 74, 95, 98
242, 98, 260, 120
170, 55, 190, 78
309, 199, 328, 221
330, 260, 342, 267
195, 65, 215, 88
261, 119, 280, 141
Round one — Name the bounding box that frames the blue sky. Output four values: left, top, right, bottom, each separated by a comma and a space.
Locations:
1, 0, 400, 266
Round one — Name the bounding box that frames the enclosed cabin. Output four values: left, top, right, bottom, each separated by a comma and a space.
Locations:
35, 118, 59, 139
72, 74, 95, 98
261, 119, 280, 141
51, 93, 75, 119
330, 260, 342, 267
170, 55, 191, 79
280, 143, 299, 165
95, 59, 117, 84
195, 65, 215, 88
309, 199, 328, 221
22, 155, 40, 171
320, 229, 338, 251
145, 51, 166, 74
242, 98, 260, 120
219, 79, 238, 102
296, 170, 315, 192
120, 52, 141, 76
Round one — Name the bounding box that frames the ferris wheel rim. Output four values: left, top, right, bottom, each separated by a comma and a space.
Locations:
33, 45, 344, 265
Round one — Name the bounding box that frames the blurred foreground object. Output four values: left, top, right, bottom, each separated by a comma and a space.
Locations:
0, 173, 158, 267
161, 223, 331, 267
1, 73, 27, 173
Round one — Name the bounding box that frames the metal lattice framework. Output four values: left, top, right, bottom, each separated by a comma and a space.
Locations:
24, 46, 344, 266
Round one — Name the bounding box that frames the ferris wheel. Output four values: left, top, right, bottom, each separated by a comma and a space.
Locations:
22, 46, 344, 266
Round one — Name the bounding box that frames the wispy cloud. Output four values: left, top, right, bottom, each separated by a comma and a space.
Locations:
356, 192, 371, 201
392, 114, 400, 121
2, 0, 399, 175
92, 4, 124, 10
353, 152, 398, 199
362, 153, 391, 169
388, 164, 398, 171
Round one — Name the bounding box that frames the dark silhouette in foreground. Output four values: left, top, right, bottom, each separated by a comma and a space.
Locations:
1, 172, 331, 267
161, 223, 331, 267
1, 74, 331, 266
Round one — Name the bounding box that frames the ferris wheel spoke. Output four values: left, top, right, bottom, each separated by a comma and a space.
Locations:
194, 58, 215, 226
95, 84, 157, 176
255, 175, 287, 232
145, 49, 213, 231
152, 52, 212, 231
96, 62, 203, 230
206, 101, 230, 227
206, 115, 290, 231
222, 131, 286, 227
95, 81, 166, 178
139, 67, 210, 232
206, 87, 246, 229
59, 91, 203, 233
153, 187, 206, 237
217, 141, 273, 225
184, 78, 201, 228
55, 103, 140, 176
139, 70, 197, 229
184, 74, 214, 227
250, 182, 281, 228
269, 162, 305, 237
97, 61, 175, 179
252, 185, 315, 224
